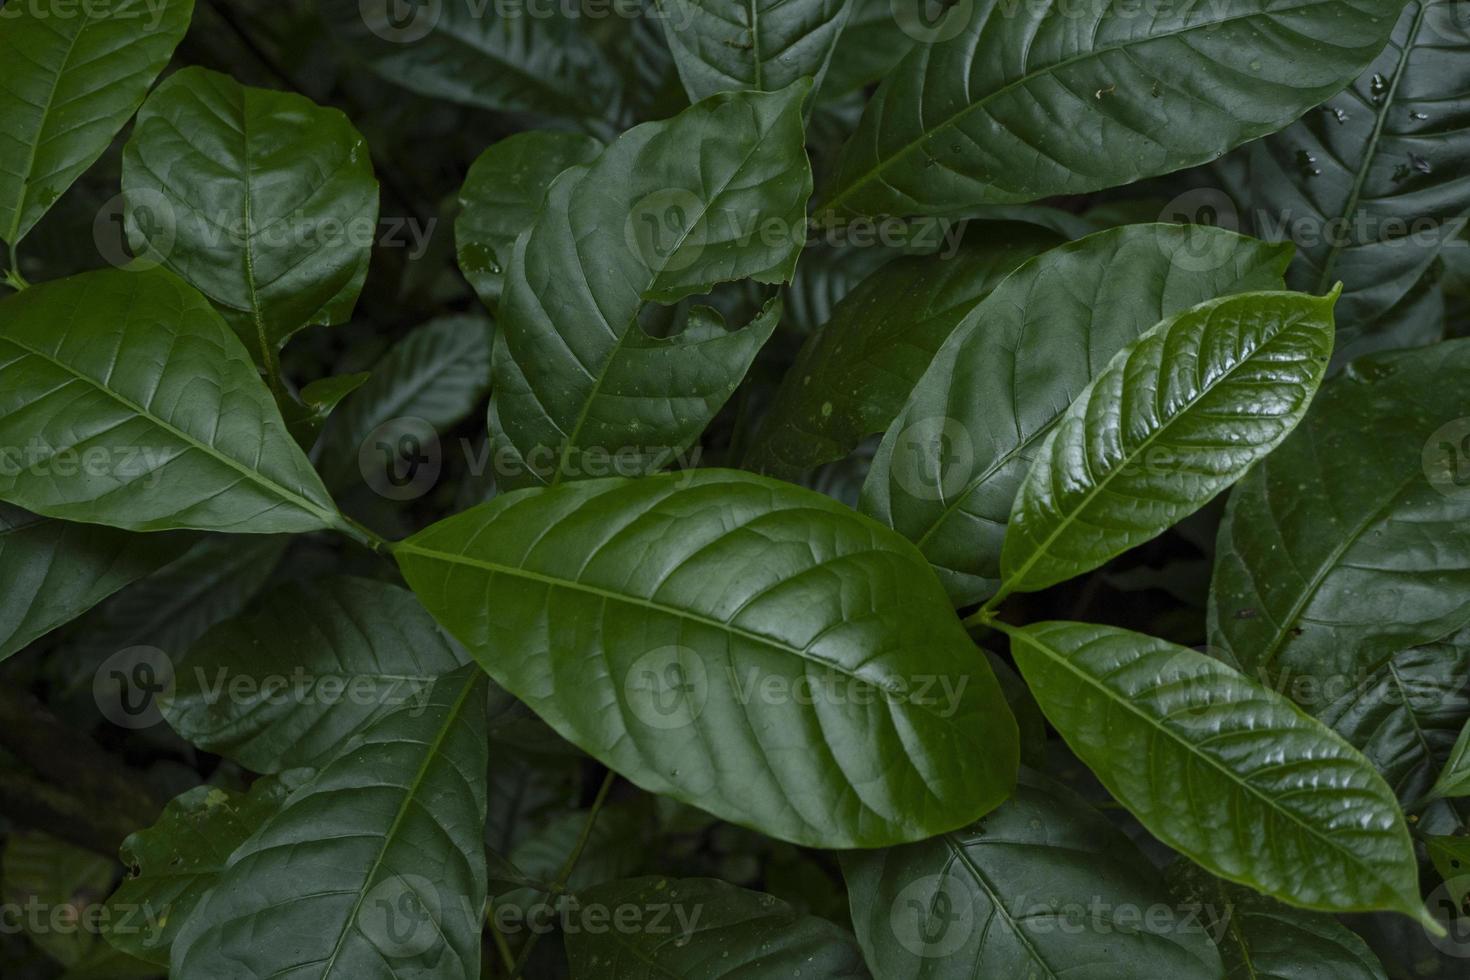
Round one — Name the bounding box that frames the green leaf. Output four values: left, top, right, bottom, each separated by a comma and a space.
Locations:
843, 770, 1225, 979
819, 0, 1407, 218
0, 268, 342, 534
997, 288, 1336, 598
1, 832, 115, 967
1428, 711, 1470, 802
1169, 860, 1390, 980
317, 314, 493, 493
171, 664, 489, 979
861, 224, 1292, 605
820, 0, 911, 100
1315, 631, 1470, 805
656, 0, 853, 102
1427, 837, 1470, 915
491, 84, 812, 490
456, 131, 602, 314
102, 771, 310, 967
0, 504, 188, 661
749, 222, 1061, 478
396, 470, 1019, 848
0, 0, 193, 246
564, 876, 868, 978
1004, 620, 1430, 925
287, 372, 373, 447
1209, 338, 1470, 685
319, 0, 625, 124
164, 576, 468, 773
121, 67, 380, 370
1224, 0, 1470, 357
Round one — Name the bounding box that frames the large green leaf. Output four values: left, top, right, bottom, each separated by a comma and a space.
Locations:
0, 268, 342, 533
997, 288, 1335, 598
490, 84, 812, 490
749, 222, 1061, 478
0, 0, 193, 246
164, 577, 468, 773
317, 315, 493, 492
456, 131, 602, 314
1316, 630, 1470, 805
1169, 861, 1390, 980
564, 877, 868, 978
861, 224, 1291, 605
103, 771, 310, 967
819, 0, 1407, 219
1209, 338, 1470, 684
121, 68, 379, 371
396, 470, 1019, 848
171, 664, 488, 978
843, 770, 1224, 979
1004, 620, 1430, 924
1224, 0, 1470, 357
820, 0, 911, 100
1428, 715, 1470, 802
0, 504, 187, 660
319, 0, 625, 124
656, 0, 853, 102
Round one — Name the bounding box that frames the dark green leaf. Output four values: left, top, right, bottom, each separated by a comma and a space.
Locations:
820, 0, 911, 100
1209, 338, 1470, 685
749, 222, 1061, 478
1426, 836, 1470, 914
1004, 620, 1430, 925
171, 664, 489, 978
1, 832, 115, 968
121, 67, 379, 369
998, 288, 1336, 597
0, 504, 187, 661
843, 770, 1224, 979
820, 0, 1406, 218
0, 268, 342, 534
490, 84, 811, 489
861, 224, 1291, 605
656, 0, 853, 101
396, 470, 1019, 848
564, 876, 868, 978
456, 131, 602, 314
0, 0, 193, 246
1427, 708, 1470, 802
164, 576, 468, 773
103, 771, 310, 967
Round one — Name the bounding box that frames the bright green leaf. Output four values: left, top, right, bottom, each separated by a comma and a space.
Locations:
396, 470, 1019, 849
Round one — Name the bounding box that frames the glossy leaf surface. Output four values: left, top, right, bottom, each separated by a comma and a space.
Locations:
657, 0, 853, 101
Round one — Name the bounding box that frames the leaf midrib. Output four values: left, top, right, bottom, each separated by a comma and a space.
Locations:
395, 540, 960, 723
823, 0, 1356, 213
1011, 627, 1411, 907
4, 10, 88, 245
0, 327, 336, 528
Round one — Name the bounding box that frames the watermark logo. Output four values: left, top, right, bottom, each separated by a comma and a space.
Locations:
889, 875, 975, 959
95, 189, 176, 272
94, 646, 173, 729
623, 646, 709, 730
359, 874, 444, 958
892, 0, 974, 43
360, 0, 442, 42
626, 189, 706, 274
359, 416, 443, 501
1425, 876, 1470, 958
1424, 418, 1470, 499
892, 416, 974, 501
1158, 187, 1246, 272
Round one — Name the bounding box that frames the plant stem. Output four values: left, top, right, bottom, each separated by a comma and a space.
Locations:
486, 901, 518, 975
962, 589, 1009, 629
332, 514, 394, 556
4, 245, 29, 291
509, 770, 617, 978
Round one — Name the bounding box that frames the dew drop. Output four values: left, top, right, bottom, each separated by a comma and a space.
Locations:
1409, 109, 1428, 121
1322, 105, 1348, 124
1369, 72, 1388, 103
1294, 149, 1321, 178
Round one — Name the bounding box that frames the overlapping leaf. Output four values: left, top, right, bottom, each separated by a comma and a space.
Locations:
1005, 621, 1429, 924
565, 877, 868, 978
164, 577, 468, 773
1210, 338, 1470, 684
121, 67, 379, 370
820, 0, 1406, 218
843, 770, 1224, 979
998, 288, 1335, 597
491, 84, 812, 489
0, 504, 187, 660
749, 222, 1061, 478
0, 0, 193, 246
656, 0, 853, 102
396, 470, 1019, 848
0, 268, 341, 533
171, 664, 488, 978
861, 224, 1291, 605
